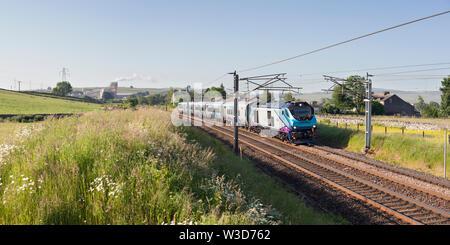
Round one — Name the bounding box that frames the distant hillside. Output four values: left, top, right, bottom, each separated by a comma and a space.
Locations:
297, 89, 442, 104
73, 87, 173, 95
0, 89, 101, 114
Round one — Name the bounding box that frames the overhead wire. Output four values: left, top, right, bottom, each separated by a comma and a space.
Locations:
204, 11, 450, 91
375, 67, 450, 76
237, 10, 450, 73
299, 62, 450, 77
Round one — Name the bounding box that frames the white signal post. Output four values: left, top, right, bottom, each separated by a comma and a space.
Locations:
364, 73, 373, 151
445, 128, 448, 179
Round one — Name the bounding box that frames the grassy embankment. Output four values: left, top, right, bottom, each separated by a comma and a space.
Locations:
0, 108, 345, 224
316, 123, 449, 178
0, 89, 100, 115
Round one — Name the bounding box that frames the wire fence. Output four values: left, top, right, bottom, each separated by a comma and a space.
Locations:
318, 119, 447, 139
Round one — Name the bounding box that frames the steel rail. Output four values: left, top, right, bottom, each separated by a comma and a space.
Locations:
210, 124, 450, 220
201, 124, 425, 225
235, 124, 450, 199
309, 143, 450, 188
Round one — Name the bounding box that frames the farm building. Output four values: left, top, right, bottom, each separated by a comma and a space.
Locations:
372, 92, 419, 116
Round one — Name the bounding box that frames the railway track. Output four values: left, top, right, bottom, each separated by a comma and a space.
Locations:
194, 119, 450, 225
304, 143, 450, 190
237, 127, 450, 208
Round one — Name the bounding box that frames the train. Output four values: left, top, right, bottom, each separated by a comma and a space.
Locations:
177, 99, 317, 144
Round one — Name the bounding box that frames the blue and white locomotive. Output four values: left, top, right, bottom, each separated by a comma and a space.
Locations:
246, 101, 317, 143
177, 100, 317, 144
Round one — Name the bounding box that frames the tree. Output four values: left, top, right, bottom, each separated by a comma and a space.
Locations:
284, 92, 293, 101
414, 96, 427, 113
204, 83, 226, 99
332, 85, 353, 111
331, 75, 366, 114
52, 81, 72, 96
372, 100, 385, 115
166, 89, 176, 105
319, 103, 340, 114
422, 104, 439, 118
439, 76, 450, 116
125, 97, 138, 108
346, 75, 365, 114
429, 101, 440, 109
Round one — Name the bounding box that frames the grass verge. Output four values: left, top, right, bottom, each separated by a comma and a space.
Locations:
181, 126, 347, 225
0, 108, 345, 224
316, 123, 449, 178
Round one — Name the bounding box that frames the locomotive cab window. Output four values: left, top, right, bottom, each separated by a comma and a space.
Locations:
289, 104, 313, 120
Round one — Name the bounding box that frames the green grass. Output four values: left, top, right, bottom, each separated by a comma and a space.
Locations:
0, 108, 345, 224
0, 122, 26, 144
316, 124, 449, 178
181, 126, 347, 225
0, 89, 101, 114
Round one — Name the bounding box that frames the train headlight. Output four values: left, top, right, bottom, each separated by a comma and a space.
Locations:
313, 125, 317, 128
293, 126, 297, 129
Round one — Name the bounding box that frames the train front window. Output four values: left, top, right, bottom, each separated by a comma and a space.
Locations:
289, 106, 312, 120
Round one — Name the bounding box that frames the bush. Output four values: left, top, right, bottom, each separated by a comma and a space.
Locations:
422, 104, 439, 118
372, 100, 385, 115
319, 103, 340, 114
52, 81, 73, 96
6, 114, 47, 123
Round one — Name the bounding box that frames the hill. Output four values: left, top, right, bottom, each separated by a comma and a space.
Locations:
0, 89, 101, 114
72, 87, 173, 95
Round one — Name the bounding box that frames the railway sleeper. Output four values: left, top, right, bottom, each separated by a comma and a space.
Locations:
425, 218, 450, 225
381, 197, 403, 203
396, 207, 421, 213
383, 195, 404, 206
414, 215, 445, 222
348, 184, 371, 190
354, 191, 380, 198
402, 210, 431, 216
328, 179, 351, 186
344, 182, 366, 189
361, 192, 388, 200
386, 202, 413, 210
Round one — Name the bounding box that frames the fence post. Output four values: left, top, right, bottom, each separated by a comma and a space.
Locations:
423, 131, 425, 138
445, 129, 448, 179
357, 124, 359, 131
385, 126, 387, 135
240, 146, 243, 160
402, 128, 404, 135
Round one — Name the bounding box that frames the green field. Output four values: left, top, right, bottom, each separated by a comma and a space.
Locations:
316, 123, 449, 178
0, 89, 101, 114
0, 108, 345, 224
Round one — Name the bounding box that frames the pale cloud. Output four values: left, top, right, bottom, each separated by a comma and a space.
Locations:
113, 73, 158, 83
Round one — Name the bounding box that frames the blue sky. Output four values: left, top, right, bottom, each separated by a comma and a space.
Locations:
0, 0, 449, 92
